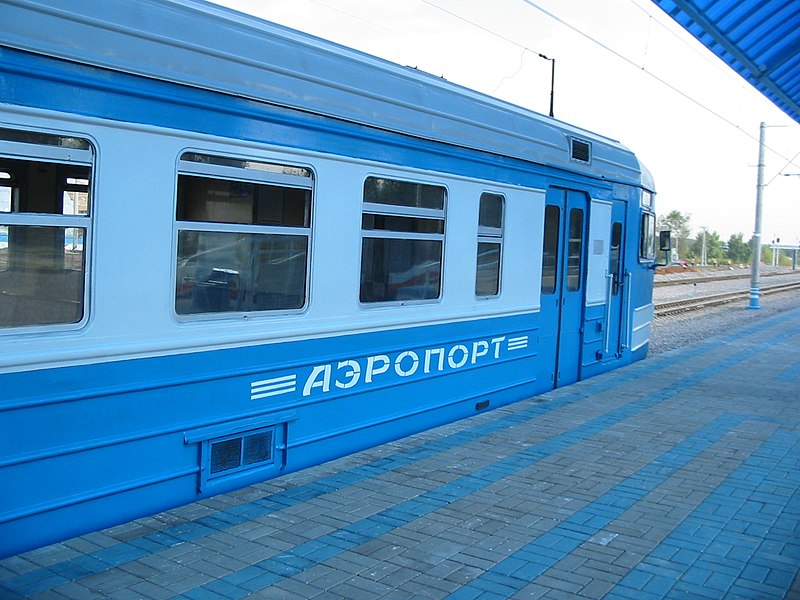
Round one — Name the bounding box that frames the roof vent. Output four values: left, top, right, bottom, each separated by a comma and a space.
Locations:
570, 138, 591, 163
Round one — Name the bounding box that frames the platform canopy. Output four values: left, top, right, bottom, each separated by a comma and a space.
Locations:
651, 0, 800, 124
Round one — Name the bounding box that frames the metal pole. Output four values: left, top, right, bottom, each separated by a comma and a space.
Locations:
749, 122, 765, 309
701, 227, 707, 267
548, 58, 555, 118
537, 53, 556, 118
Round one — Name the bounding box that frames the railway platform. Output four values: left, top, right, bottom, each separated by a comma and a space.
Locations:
2, 307, 800, 599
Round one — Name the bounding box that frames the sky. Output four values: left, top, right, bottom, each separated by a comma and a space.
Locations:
210, 0, 800, 247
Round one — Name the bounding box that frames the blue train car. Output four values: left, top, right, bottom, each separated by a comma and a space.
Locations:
0, 0, 657, 558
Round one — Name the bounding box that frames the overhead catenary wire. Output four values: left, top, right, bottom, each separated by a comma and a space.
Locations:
519, 3, 752, 139
420, 0, 555, 100
766, 148, 800, 186
626, 0, 756, 89
419, 0, 550, 59
423, 0, 797, 165
519, 0, 800, 168
307, 0, 405, 36
273, 0, 797, 168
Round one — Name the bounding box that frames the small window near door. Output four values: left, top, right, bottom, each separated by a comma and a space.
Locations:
610, 222, 622, 295
639, 212, 656, 261
541, 205, 560, 295
475, 192, 504, 297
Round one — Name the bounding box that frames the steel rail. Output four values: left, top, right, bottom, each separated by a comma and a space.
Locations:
654, 281, 800, 317
654, 270, 800, 287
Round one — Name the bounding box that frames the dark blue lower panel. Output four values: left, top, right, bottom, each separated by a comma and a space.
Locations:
0, 314, 554, 557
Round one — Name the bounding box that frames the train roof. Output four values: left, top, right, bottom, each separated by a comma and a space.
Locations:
0, 0, 652, 190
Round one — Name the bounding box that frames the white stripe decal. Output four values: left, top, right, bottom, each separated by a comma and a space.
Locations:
507, 336, 529, 351
250, 375, 297, 400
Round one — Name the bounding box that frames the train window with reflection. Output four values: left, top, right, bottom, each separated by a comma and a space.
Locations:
476, 192, 504, 297
0, 128, 93, 329
360, 176, 445, 303
175, 152, 312, 315
639, 212, 656, 261
541, 205, 560, 295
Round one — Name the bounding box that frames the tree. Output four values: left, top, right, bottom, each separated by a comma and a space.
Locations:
726, 233, 750, 264
657, 210, 691, 257
690, 229, 724, 265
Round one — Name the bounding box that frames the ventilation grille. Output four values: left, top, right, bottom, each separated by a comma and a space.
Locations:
210, 429, 274, 475
570, 139, 591, 163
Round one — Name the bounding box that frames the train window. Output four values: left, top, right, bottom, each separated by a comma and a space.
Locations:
639, 212, 656, 261
0, 129, 93, 329
0, 172, 10, 212
175, 152, 312, 315
541, 205, 560, 295
364, 177, 444, 210
360, 176, 446, 303
567, 208, 584, 291
476, 192, 504, 296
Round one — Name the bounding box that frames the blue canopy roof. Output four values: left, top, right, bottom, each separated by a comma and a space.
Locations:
652, 0, 800, 123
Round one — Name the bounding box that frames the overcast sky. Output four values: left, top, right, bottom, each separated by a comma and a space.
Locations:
210, 0, 800, 246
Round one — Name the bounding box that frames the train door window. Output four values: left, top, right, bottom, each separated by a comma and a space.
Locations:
175, 152, 312, 315
360, 176, 445, 303
609, 221, 622, 295
476, 192, 504, 296
639, 212, 656, 261
0, 128, 93, 329
541, 205, 560, 295
566, 208, 584, 291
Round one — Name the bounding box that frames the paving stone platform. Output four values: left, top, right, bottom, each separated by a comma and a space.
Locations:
2, 306, 800, 599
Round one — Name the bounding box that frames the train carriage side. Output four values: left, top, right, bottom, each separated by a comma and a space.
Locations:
0, 0, 656, 558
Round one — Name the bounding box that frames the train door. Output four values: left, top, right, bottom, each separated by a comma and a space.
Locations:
539, 188, 588, 388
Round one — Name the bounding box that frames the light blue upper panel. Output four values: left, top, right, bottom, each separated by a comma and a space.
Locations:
0, 0, 649, 188
652, 0, 800, 124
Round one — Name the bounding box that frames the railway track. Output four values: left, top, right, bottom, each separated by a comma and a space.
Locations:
654, 270, 795, 287
654, 280, 800, 317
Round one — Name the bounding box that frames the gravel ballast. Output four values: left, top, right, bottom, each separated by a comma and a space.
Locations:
649, 268, 800, 356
